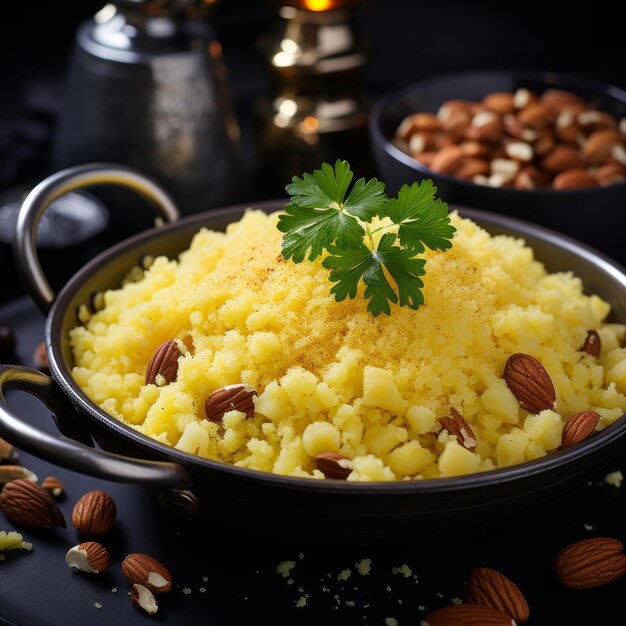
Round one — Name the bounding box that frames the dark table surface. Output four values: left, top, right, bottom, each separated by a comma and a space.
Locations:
3, 2, 626, 625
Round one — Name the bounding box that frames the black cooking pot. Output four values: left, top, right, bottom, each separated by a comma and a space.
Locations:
2, 163, 626, 541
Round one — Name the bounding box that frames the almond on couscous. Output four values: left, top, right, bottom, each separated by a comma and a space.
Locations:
69, 210, 626, 481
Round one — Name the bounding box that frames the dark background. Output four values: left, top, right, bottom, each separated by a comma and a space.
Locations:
1, 0, 626, 305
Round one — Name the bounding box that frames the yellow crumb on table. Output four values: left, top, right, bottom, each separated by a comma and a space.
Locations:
0, 531, 32, 552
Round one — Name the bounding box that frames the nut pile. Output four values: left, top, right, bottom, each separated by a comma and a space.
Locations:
393, 88, 626, 189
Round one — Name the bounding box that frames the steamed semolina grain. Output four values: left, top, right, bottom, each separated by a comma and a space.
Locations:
70, 210, 626, 480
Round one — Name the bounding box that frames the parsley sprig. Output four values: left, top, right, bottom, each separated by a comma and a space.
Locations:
277, 160, 456, 317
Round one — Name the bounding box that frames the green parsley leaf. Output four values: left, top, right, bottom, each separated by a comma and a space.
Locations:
323, 233, 426, 317
383, 180, 456, 253
278, 160, 455, 316
277, 160, 386, 261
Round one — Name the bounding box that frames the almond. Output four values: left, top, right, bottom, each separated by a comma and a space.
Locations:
122, 553, 173, 594
439, 408, 477, 451
0, 437, 16, 463
540, 88, 587, 113
420, 604, 516, 625
583, 129, 621, 163
0, 478, 66, 528
554, 537, 626, 589
396, 113, 441, 139
578, 110, 617, 133
483, 92, 516, 115
0, 465, 37, 485
460, 141, 491, 159
541, 145, 583, 172
466, 111, 503, 143
72, 490, 116, 536
580, 329, 601, 357
552, 169, 598, 190
513, 166, 549, 190
430, 145, 465, 174
145, 340, 182, 386
532, 132, 555, 157
315, 452, 353, 479
554, 109, 582, 144
504, 141, 533, 162
560, 410, 601, 449
131, 584, 159, 615
455, 158, 490, 179
513, 88, 537, 110
205, 384, 257, 422
595, 161, 626, 186
464, 567, 529, 624
441, 109, 471, 141
517, 102, 553, 129
66, 541, 111, 574
41, 476, 64, 498
413, 151, 437, 167
503, 353, 556, 413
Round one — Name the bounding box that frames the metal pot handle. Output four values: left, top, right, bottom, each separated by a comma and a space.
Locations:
15, 163, 180, 313
0, 365, 198, 516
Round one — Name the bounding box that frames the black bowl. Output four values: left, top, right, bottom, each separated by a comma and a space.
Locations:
369, 70, 626, 264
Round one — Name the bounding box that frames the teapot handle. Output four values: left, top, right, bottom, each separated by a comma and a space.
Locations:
14, 163, 180, 313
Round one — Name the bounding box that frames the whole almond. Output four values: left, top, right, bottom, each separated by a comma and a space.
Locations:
430, 145, 466, 174
466, 112, 503, 143
72, 490, 116, 536
414, 151, 437, 167
513, 166, 549, 190
0, 478, 66, 528
315, 452, 353, 479
439, 408, 477, 451
560, 410, 601, 449
483, 92, 516, 115
540, 88, 587, 113
578, 110, 617, 133
595, 161, 626, 186
532, 132, 555, 157
145, 340, 182, 386
503, 353, 556, 414
552, 169, 598, 190
66, 541, 111, 574
420, 603, 516, 626
541, 145, 583, 172
442, 109, 471, 141
460, 141, 491, 159
122, 553, 173, 594
583, 129, 621, 164
517, 102, 553, 129
554, 537, 626, 589
465, 567, 529, 624
455, 158, 490, 180
554, 109, 582, 144
580, 329, 601, 357
205, 384, 257, 422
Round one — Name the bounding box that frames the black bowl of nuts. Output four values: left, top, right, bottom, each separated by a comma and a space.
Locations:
369, 70, 626, 262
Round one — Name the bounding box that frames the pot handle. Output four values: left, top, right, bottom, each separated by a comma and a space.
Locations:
0, 365, 198, 516
15, 163, 180, 313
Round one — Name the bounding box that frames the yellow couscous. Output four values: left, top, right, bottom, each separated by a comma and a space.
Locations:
69, 210, 626, 481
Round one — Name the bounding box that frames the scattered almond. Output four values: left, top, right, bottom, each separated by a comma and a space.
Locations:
560, 410, 601, 449
421, 603, 516, 625
205, 384, 257, 422
65, 541, 110, 574
145, 340, 182, 386
439, 408, 477, 451
0, 478, 66, 528
41, 476, 64, 498
122, 553, 173, 594
315, 452, 353, 479
554, 537, 626, 589
0, 465, 37, 485
503, 353, 556, 413
464, 567, 529, 624
72, 490, 116, 536
131, 584, 159, 615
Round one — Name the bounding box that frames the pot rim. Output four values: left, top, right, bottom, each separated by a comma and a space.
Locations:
47, 199, 626, 494
369, 68, 626, 196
